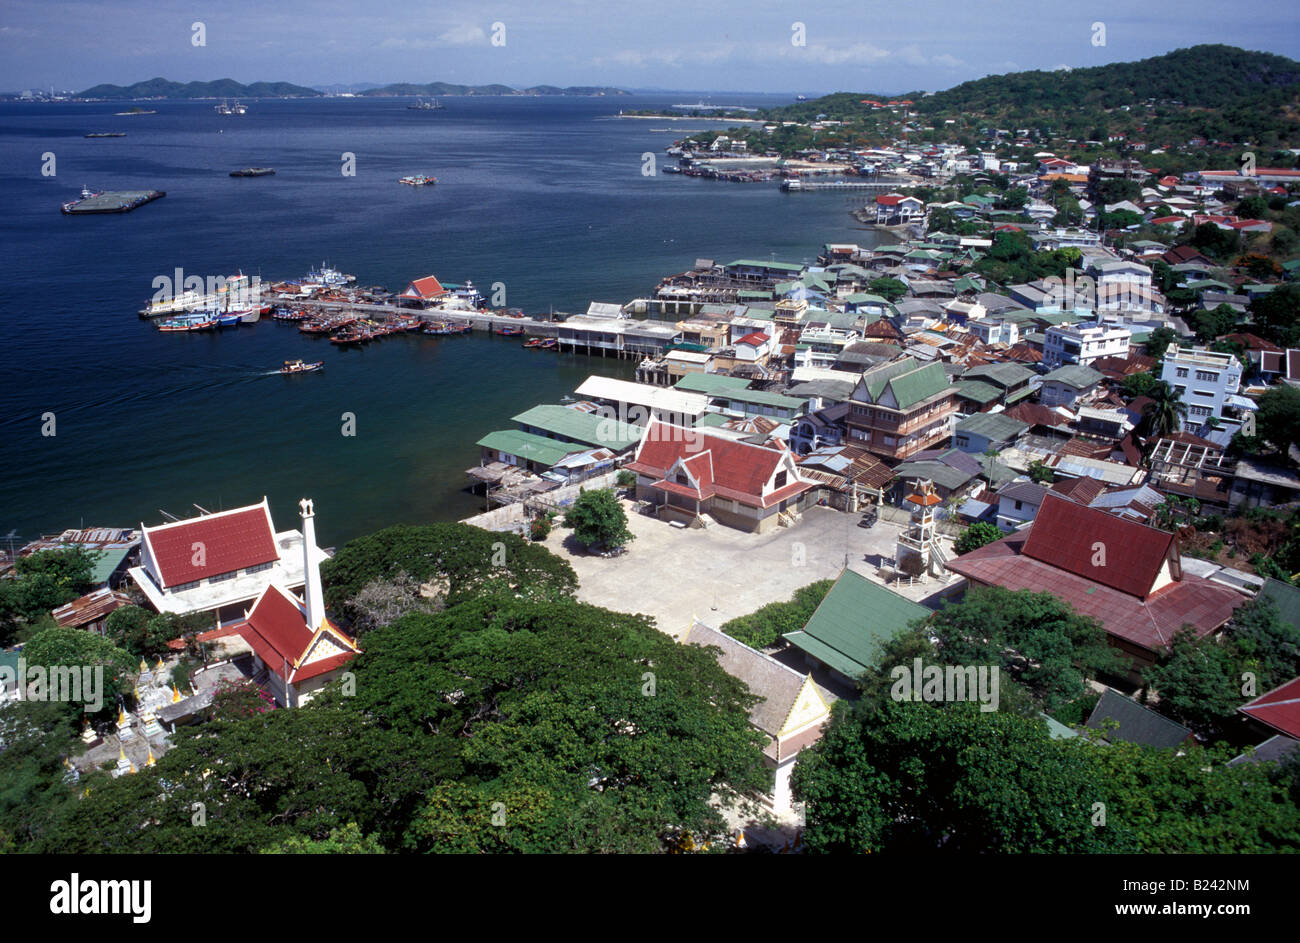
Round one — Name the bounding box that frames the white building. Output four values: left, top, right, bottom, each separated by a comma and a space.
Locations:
1161, 347, 1243, 430
1043, 322, 1131, 368
128, 498, 328, 625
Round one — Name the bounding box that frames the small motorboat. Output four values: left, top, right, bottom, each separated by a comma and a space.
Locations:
280, 359, 324, 375
494, 324, 525, 336
523, 337, 557, 350
330, 330, 365, 346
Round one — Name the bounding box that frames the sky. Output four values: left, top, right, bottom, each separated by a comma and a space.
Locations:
3, 0, 1299, 95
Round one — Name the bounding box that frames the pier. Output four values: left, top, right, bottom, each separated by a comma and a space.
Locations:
62, 190, 166, 215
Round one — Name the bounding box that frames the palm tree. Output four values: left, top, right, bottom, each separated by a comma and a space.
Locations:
1139, 380, 1188, 441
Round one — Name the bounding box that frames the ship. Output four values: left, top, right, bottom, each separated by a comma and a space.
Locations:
398, 174, 437, 186
85, 132, 126, 138
230, 167, 275, 177
407, 98, 445, 110
156, 312, 217, 332
302, 262, 355, 289
214, 100, 247, 115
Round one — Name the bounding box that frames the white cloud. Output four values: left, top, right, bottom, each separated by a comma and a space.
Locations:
438, 25, 487, 46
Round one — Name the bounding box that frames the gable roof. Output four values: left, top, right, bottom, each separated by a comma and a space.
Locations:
955, 411, 1029, 443
1043, 363, 1104, 390
399, 275, 446, 299
1086, 689, 1194, 748
783, 569, 930, 678
511, 404, 643, 452
476, 429, 584, 468
626, 421, 810, 508
684, 621, 827, 741
857, 357, 952, 410
236, 582, 359, 684
142, 501, 279, 589
1022, 493, 1176, 599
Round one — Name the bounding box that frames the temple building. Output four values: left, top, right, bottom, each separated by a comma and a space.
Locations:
230, 499, 360, 707
128, 498, 328, 625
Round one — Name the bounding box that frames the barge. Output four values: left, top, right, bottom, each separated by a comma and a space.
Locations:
63, 188, 165, 215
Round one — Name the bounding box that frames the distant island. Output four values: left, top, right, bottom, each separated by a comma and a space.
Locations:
77, 76, 629, 100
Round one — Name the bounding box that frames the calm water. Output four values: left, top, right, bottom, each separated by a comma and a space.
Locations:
0, 95, 882, 544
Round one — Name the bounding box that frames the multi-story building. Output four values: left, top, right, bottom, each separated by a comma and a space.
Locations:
1160, 347, 1243, 430
1043, 322, 1131, 368
846, 357, 958, 460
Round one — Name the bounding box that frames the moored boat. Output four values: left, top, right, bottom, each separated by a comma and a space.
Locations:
494, 324, 526, 336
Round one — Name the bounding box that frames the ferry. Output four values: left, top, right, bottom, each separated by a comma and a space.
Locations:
214, 100, 247, 115
407, 98, 445, 110
398, 174, 437, 186
280, 359, 324, 375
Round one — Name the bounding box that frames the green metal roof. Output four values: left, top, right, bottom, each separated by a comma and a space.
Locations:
89, 545, 132, 585
962, 362, 1035, 388
887, 361, 953, 410
893, 459, 975, 491
674, 373, 751, 394
713, 388, 806, 410
955, 411, 1029, 442
736, 289, 773, 299
1043, 363, 1103, 389
784, 569, 930, 678
1260, 578, 1300, 631
512, 404, 642, 452
726, 259, 805, 273
476, 429, 581, 468
953, 380, 1002, 404
843, 292, 889, 305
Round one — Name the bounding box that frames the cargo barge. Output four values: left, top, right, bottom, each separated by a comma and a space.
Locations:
62, 188, 166, 215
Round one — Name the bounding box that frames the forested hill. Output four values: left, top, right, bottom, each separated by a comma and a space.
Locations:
78, 77, 321, 99
920, 45, 1300, 114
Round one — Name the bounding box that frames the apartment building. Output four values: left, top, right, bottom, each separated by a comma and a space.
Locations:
846, 357, 958, 460
1043, 322, 1131, 369
1160, 347, 1243, 430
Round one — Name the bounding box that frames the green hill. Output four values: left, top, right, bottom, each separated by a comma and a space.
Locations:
78, 77, 322, 99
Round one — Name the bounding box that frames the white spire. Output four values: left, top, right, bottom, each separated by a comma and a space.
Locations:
300, 498, 326, 630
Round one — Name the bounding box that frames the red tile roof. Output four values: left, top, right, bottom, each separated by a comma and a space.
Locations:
735, 331, 769, 347
627, 421, 811, 509
947, 526, 1244, 654
235, 583, 358, 683
143, 504, 279, 588
399, 275, 445, 299
1022, 494, 1177, 598
1239, 676, 1300, 740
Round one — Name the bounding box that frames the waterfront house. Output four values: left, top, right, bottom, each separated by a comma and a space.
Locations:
475, 429, 608, 481
684, 620, 830, 813
396, 274, 449, 307
625, 420, 813, 532
511, 403, 643, 457
845, 357, 958, 460
574, 375, 708, 427
783, 568, 930, 686
946, 493, 1246, 676
874, 194, 925, 225
128, 498, 327, 626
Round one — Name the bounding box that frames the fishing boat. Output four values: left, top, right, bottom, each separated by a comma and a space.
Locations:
330, 330, 366, 346
272, 307, 310, 322
280, 359, 324, 375
213, 311, 243, 328
156, 312, 217, 332
522, 337, 557, 350
398, 174, 437, 186
494, 324, 526, 336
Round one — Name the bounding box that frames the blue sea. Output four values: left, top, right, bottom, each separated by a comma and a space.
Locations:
0, 94, 884, 544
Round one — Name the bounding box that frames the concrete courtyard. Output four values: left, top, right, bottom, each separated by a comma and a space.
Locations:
541, 499, 962, 640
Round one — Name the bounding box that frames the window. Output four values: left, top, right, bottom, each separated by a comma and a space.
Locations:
1175, 368, 1188, 378
246, 561, 273, 575
209, 570, 236, 584
774, 470, 788, 489
1195, 370, 1218, 382
171, 580, 200, 594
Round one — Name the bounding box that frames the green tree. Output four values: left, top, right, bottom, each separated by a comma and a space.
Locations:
21, 626, 136, 716
1143, 627, 1244, 738
1138, 380, 1188, 439
720, 579, 833, 649
0, 547, 99, 644
954, 522, 1003, 555
793, 700, 1136, 852
1255, 384, 1300, 456
1231, 595, 1300, 692
1120, 372, 1159, 399
261, 822, 385, 854
562, 489, 634, 551
866, 277, 908, 302
1145, 326, 1180, 359
1027, 460, 1054, 484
